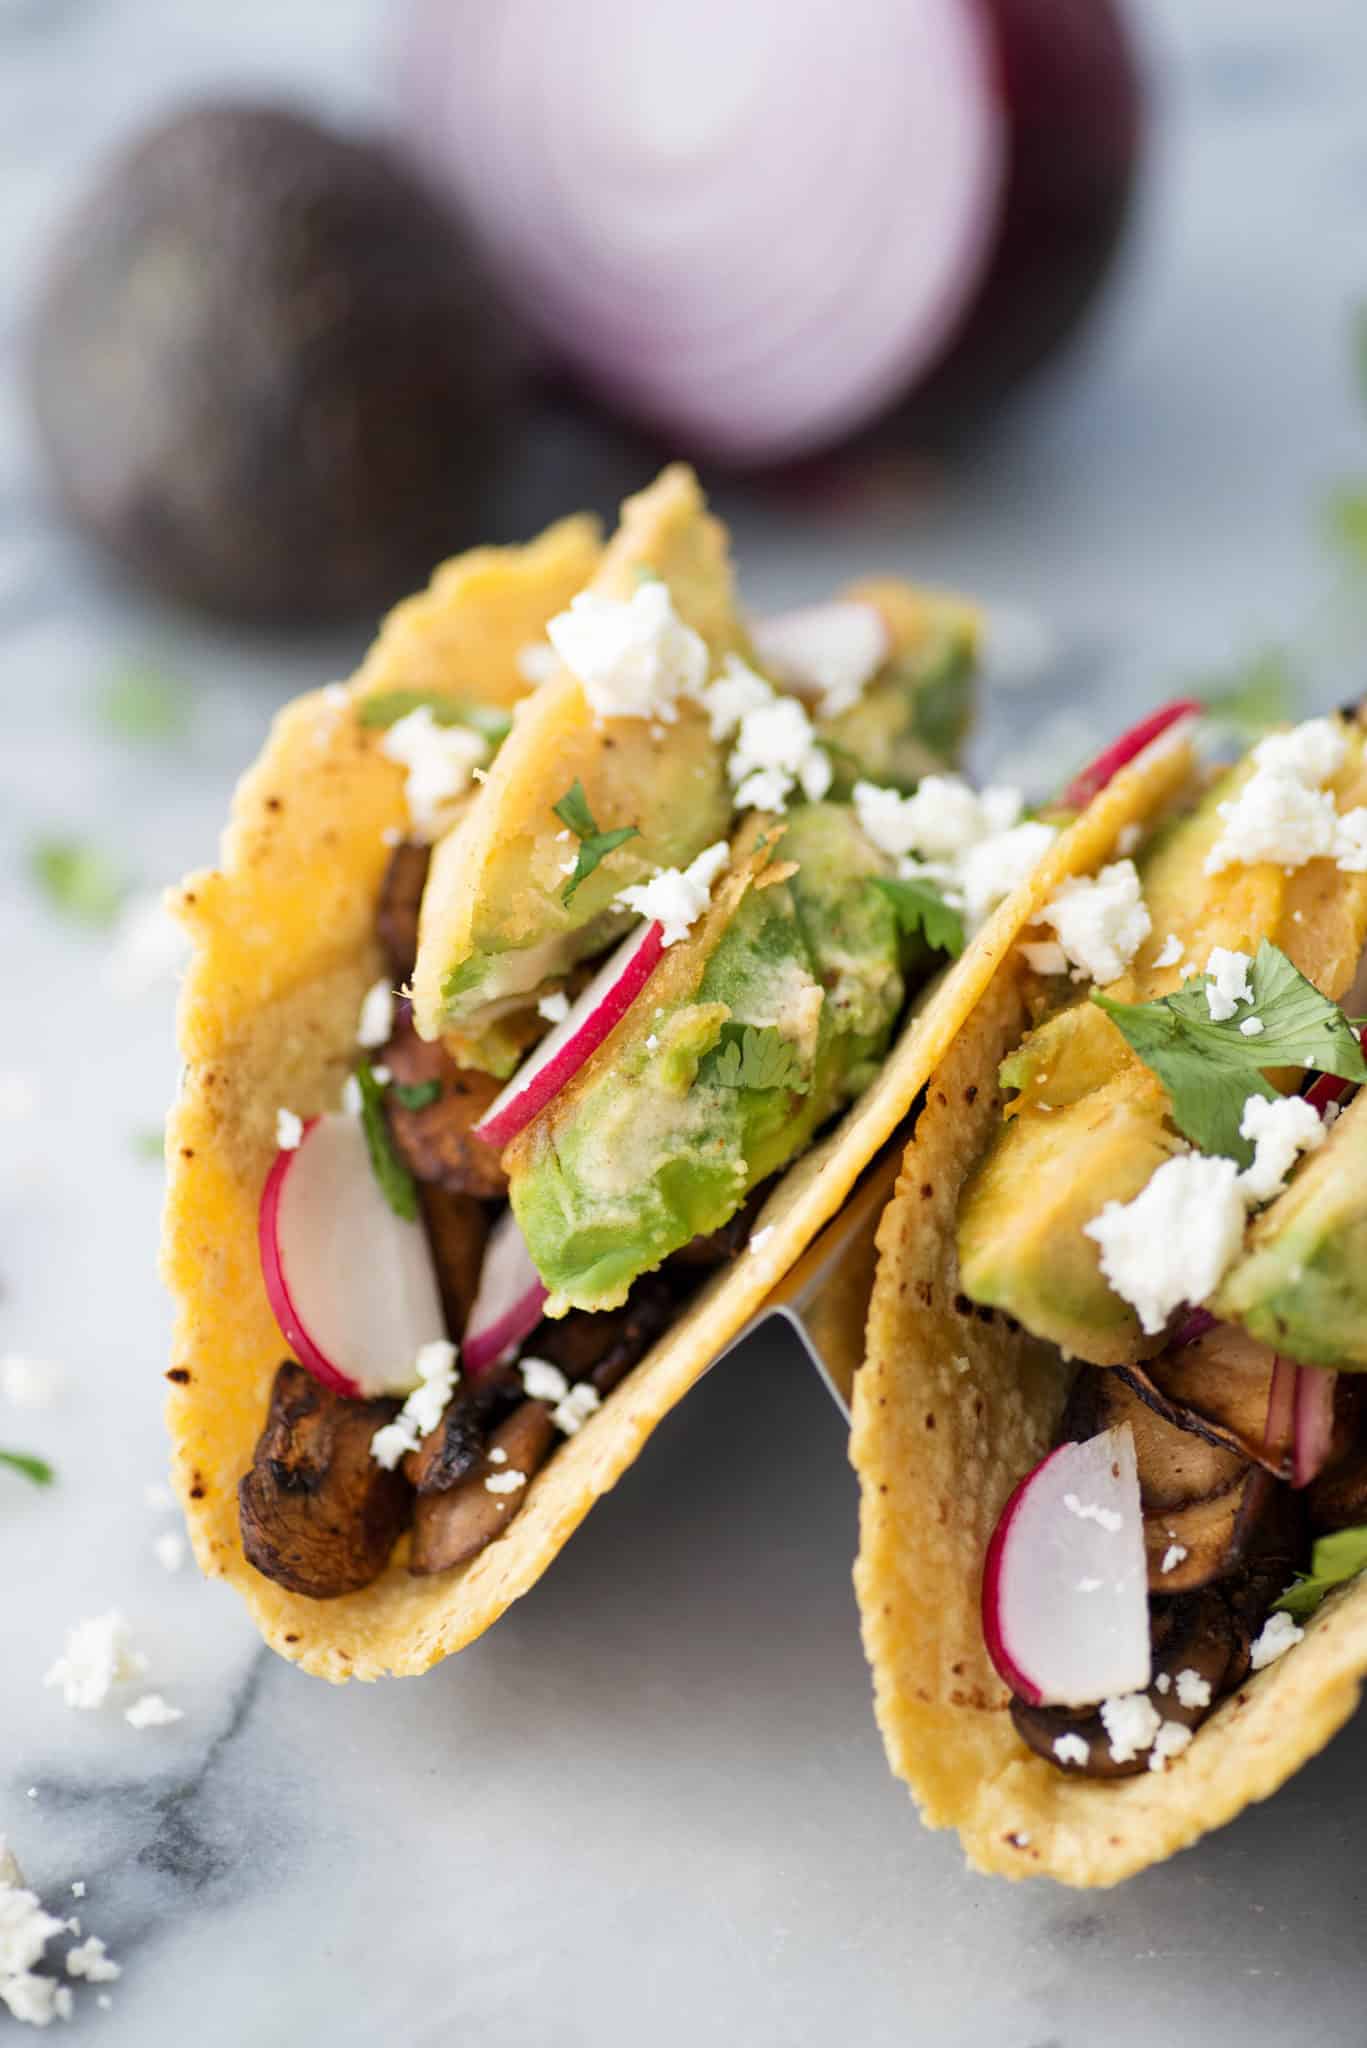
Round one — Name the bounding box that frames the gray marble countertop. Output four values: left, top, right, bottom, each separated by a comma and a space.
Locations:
6, 1, 1367, 2040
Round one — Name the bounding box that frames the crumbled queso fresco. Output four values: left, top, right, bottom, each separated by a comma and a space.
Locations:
380, 707, 488, 840
547, 580, 708, 721
1250, 1610, 1304, 1670
852, 775, 1055, 933
1087, 1090, 1328, 1333
370, 1340, 460, 1470
1035, 860, 1151, 985
751, 600, 890, 718
614, 841, 730, 945
1205, 717, 1367, 876
1203, 946, 1254, 1022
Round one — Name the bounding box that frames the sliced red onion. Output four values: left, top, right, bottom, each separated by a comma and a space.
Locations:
1264, 1356, 1297, 1474
1292, 1366, 1337, 1489
1171, 1307, 1218, 1351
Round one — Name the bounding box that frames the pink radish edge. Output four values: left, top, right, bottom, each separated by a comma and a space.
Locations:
1292, 1366, 1337, 1489
1060, 697, 1204, 814
474, 920, 666, 1151
258, 1122, 362, 1398
981, 1452, 1053, 1703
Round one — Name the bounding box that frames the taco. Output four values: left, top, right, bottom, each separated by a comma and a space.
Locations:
853, 700, 1367, 1883
164, 462, 1106, 1682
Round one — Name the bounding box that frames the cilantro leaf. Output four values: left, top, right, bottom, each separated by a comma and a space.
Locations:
0, 1450, 54, 1487
552, 779, 641, 905
28, 837, 126, 927
354, 1062, 419, 1223
391, 1079, 441, 1111
873, 876, 965, 958
357, 691, 512, 745
1199, 648, 1299, 744
98, 661, 190, 742
706, 1024, 806, 1093
1094, 941, 1367, 1163
1275, 1524, 1367, 1621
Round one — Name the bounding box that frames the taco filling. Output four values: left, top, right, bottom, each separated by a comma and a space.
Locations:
223, 465, 1013, 1607
855, 702, 1367, 1879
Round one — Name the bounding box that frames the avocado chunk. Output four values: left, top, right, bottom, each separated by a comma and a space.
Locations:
507, 807, 907, 1313
1214, 1084, 1367, 1368
410, 468, 738, 1069
29, 105, 516, 624
957, 726, 1367, 1364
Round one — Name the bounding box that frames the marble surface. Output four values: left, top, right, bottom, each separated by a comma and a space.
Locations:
5, 1, 1367, 2040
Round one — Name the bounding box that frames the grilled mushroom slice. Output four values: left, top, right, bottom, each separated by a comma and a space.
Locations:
533, 1273, 678, 1396
239, 1362, 411, 1598
381, 1001, 506, 1197
420, 1185, 489, 1338
1011, 1588, 1236, 1779
409, 1398, 556, 1574
405, 1363, 523, 1496
1308, 1445, 1367, 1535
376, 840, 430, 984
1120, 1323, 1282, 1473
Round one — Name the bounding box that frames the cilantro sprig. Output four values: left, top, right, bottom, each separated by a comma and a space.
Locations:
98, 661, 190, 742
357, 691, 512, 745
28, 837, 126, 927
1275, 1525, 1367, 1621
391, 1079, 442, 1111
706, 1024, 806, 1093
552, 780, 641, 906
0, 1450, 55, 1487
355, 1062, 419, 1223
873, 876, 965, 958
1094, 941, 1367, 1164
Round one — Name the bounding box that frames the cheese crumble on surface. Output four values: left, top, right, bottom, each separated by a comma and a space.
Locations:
728, 694, 831, 813
1175, 1667, 1212, 1710
1084, 1153, 1248, 1335
1240, 1017, 1265, 1037
43, 1613, 147, 1711
1099, 1692, 1162, 1764
381, 708, 487, 840
537, 990, 571, 1025
356, 978, 395, 1048
1063, 1493, 1123, 1534
275, 1107, 303, 1151
484, 1470, 527, 1496
1205, 717, 1354, 876
1020, 940, 1068, 977
1148, 1721, 1194, 1772
65, 1937, 120, 1982
370, 1340, 459, 1470
547, 582, 707, 721
751, 600, 889, 718
1203, 946, 1253, 1022
1037, 860, 1151, 985
1250, 1611, 1304, 1670
852, 775, 1055, 934
1238, 1092, 1325, 1204
519, 1357, 570, 1404
551, 1382, 602, 1437
1160, 1544, 1188, 1574
1154, 933, 1185, 969
614, 841, 730, 946
1052, 1732, 1091, 1768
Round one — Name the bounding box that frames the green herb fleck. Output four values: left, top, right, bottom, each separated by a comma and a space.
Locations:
1199, 648, 1299, 744
1094, 940, 1367, 1164
552, 779, 641, 905
98, 661, 190, 742
391, 1079, 441, 1111
873, 876, 965, 957
706, 1024, 806, 1093
357, 691, 511, 745
1324, 485, 1367, 571
0, 1450, 55, 1487
130, 1127, 166, 1162
1275, 1524, 1367, 1621
28, 838, 126, 927
354, 1062, 419, 1222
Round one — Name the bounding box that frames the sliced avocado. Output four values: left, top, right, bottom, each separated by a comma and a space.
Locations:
1214, 1084, 1367, 1368
508, 809, 905, 1313
956, 724, 1367, 1365
409, 467, 739, 1066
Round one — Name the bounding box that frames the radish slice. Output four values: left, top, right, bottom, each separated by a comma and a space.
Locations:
1292, 1366, 1337, 1489
395, 0, 1005, 464
462, 1209, 549, 1375
1060, 699, 1204, 813
258, 1113, 445, 1398
982, 1424, 1149, 1707
752, 601, 890, 715
473, 921, 665, 1151
1264, 1355, 1297, 1473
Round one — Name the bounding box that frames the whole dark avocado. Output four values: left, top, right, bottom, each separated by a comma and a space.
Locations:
27, 103, 519, 623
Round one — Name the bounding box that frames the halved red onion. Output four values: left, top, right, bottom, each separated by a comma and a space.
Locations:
258, 1113, 445, 1398
982, 1423, 1149, 1707
1060, 699, 1204, 814
1264, 1356, 1298, 1474
1292, 1366, 1338, 1489
474, 921, 665, 1152
462, 1209, 549, 1376
1172, 1307, 1218, 1351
